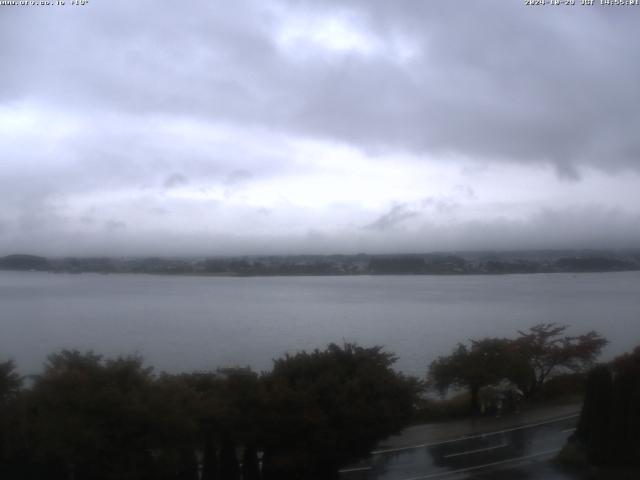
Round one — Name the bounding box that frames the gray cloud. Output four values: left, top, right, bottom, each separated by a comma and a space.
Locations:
1, 1, 640, 255
365, 204, 419, 231
105, 220, 127, 231
421, 197, 460, 215
223, 169, 254, 198
224, 170, 254, 186
0, 201, 638, 257
163, 173, 189, 189
452, 185, 476, 200
4, 1, 640, 175
279, 1, 640, 175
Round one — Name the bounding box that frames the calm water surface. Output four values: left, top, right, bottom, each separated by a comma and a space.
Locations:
1, 271, 639, 375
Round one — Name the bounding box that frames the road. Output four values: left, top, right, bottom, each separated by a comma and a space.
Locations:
339, 413, 580, 480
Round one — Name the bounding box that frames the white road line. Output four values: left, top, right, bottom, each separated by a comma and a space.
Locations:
443, 442, 508, 459
338, 466, 372, 473
561, 427, 576, 433
371, 414, 579, 455
399, 448, 560, 480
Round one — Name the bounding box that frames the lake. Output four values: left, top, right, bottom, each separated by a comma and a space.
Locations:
1, 271, 639, 376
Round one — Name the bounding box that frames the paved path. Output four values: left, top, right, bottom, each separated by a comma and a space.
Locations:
339, 403, 583, 480
377, 403, 581, 452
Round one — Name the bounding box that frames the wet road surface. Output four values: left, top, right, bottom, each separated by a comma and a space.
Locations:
339, 414, 579, 480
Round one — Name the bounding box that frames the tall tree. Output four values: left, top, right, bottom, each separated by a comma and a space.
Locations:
27, 351, 168, 480
241, 444, 260, 480
575, 365, 613, 464
428, 338, 514, 414
0, 360, 21, 404
513, 323, 607, 397
219, 436, 240, 480
608, 346, 640, 466
261, 343, 421, 479
200, 430, 219, 480
573, 346, 640, 467
0, 360, 23, 478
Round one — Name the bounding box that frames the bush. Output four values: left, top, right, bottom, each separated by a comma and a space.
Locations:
536, 373, 586, 402
413, 393, 471, 423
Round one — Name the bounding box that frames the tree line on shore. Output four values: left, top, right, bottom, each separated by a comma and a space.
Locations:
2, 251, 639, 276
0, 323, 626, 480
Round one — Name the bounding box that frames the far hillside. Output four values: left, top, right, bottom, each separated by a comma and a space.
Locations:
1, 250, 639, 276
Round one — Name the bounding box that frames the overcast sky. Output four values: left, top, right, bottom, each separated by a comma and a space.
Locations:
1, 0, 640, 256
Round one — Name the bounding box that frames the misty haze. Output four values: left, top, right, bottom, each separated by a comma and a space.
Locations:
2, 1, 640, 480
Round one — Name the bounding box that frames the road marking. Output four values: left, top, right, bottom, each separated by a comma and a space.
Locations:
338, 466, 372, 473
561, 427, 576, 433
443, 442, 508, 459
398, 448, 560, 480
371, 414, 579, 455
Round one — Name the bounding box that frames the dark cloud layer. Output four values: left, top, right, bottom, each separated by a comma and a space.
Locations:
4, 1, 639, 172
291, 1, 640, 173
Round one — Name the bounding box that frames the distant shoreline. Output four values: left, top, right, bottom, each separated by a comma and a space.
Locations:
2, 251, 640, 277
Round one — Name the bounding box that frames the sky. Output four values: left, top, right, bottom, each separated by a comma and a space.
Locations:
1, 0, 640, 256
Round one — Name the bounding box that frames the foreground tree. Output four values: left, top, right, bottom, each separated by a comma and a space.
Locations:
0, 360, 21, 402
0, 360, 23, 478
428, 338, 515, 414
608, 346, 640, 465
177, 367, 263, 480
512, 323, 608, 398
261, 343, 422, 479
572, 346, 640, 467
574, 365, 613, 464
428, 324, 608, 414
26, 351, 164, 480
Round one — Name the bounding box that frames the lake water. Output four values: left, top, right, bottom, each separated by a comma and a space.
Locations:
1, 271, 639, 376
